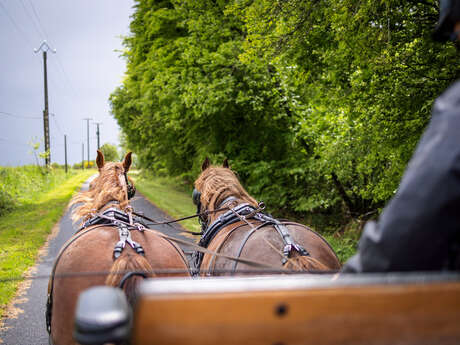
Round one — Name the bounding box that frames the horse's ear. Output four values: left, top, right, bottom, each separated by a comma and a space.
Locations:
202, 157, 210, 171
96, 150, 105, 170
122, 152, 132, 172
223, 158, 229, 169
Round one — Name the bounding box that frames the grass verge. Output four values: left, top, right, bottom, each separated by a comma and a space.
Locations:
134, 173, 360, 264
133, 174, 201, 233
0, 169, 94, 312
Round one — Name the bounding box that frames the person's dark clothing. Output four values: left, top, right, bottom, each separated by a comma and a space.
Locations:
342, 81, 460, 272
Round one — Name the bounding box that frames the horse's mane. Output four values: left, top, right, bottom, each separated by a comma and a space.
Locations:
195, 166, 258, 211
70, 162, 131, 224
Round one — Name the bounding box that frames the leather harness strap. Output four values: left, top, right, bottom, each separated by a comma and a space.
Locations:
254, 213, 310, 262
230, 222, 271, 274
206, 222, 252, 275
192, 201, 311, 275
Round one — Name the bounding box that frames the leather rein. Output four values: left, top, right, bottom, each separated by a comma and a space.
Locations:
47, 203, 286, 335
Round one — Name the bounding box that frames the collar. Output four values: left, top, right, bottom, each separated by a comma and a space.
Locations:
79, 207, 131, 231
217, 196, 238, 209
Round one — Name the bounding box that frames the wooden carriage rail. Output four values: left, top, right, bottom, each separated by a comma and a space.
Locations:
133, 272, 460, 345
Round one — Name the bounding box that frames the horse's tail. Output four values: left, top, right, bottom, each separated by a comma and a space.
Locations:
284, 252, 329, 271
105, 253, 155, 306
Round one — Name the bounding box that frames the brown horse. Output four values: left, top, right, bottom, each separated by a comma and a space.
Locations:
192, 158, 341, 275
48, 151, 190, 345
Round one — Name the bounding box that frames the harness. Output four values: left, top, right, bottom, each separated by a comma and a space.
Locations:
191, 200, 310, 275
79, 207, 146, 258
46, 207, 146, 338
124, 173, 136, 200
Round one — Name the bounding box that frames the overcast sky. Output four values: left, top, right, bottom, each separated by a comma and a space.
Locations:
0, 0, 135, 166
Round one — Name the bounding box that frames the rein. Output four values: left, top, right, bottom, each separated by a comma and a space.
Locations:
131, 205, 234, 235
83, 208, 290, 271
47, 207, 280, 337
84, 209, 281, 269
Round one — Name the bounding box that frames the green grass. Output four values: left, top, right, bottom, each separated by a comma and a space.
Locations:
323, 225, 361, 264
133, 173, 201, 233
0, 169, 94, 311
134, 173, 360, 264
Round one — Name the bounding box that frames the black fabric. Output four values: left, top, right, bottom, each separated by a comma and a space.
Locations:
342, 81, 460, 272
433, 0, 460, 41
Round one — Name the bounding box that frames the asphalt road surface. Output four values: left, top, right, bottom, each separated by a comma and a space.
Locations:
0, 176, 195, 345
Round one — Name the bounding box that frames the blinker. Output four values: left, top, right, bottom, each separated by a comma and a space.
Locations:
124, 173, 136, 200
192, 189, 201, 206
192, 188, 204, 224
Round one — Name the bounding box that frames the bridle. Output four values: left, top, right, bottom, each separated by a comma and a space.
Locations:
192, 187, 240, 229
47, 175, 136, 339
192, 188, 208, 232
124, 172, 136, 200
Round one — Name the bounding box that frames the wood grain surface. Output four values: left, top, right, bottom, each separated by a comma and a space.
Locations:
133, 281, 460, 345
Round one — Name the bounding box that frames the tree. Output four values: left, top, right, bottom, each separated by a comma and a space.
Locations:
99, 143, 119, 162
110, 0, 460, 223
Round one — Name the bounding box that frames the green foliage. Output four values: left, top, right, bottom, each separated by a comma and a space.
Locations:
99, 143, 120, 162
111, 0, 295, 175
0, 171, 94, 310
0, 166, 79, 216
233, 0, 460, 216
0, 187, 14, 216
72, 162, 84, 169
134, 171, 202, 233
111, 0, 460, 224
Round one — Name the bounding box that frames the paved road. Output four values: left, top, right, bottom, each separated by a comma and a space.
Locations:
0, 177, 195, 345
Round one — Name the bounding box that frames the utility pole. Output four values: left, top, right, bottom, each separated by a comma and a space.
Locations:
34, 41, 56, 167
82, 143, 84, 169
64, 135, 68, 173
93, 122, 102, 150
83, 118, 92, 167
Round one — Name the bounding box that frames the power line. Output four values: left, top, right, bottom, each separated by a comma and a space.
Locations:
0, 1, 34, 48
19, 0, 45, 41
25, 1, 82, 108
28, 0, 82, 102
51, 114, 64, 136
15, 0, 83, 116
53, 55, 81, 100
27, 0, 49, 39
0, 111, 41, 120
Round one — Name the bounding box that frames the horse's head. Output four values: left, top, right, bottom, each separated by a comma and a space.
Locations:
193, 157, 257, 226
94, 150, 135, 200
70, 151, 135, 223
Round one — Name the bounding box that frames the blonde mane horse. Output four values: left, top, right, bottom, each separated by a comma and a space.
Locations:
48, 151, 190, 345
193, 158, 341, 274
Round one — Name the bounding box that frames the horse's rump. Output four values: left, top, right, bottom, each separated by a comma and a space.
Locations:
50, 226, 189, 345
201, 221, 340, 275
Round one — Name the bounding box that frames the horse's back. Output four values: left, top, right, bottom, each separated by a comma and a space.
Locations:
50, 226, 189, 345
202, 221, 340, 274
285, 222, 341, 269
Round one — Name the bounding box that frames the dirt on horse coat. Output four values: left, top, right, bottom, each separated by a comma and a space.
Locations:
49, 151, 189, 345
